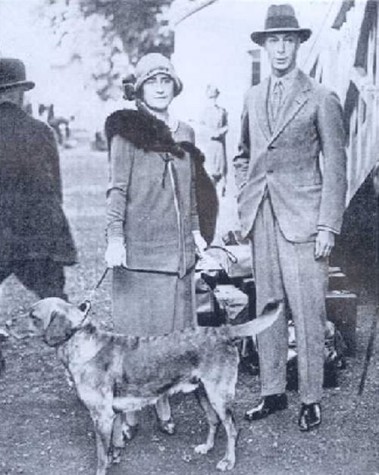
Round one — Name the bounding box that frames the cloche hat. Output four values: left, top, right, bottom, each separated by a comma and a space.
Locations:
134, 53, 183, 96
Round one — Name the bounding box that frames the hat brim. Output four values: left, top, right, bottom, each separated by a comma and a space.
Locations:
136, 71, 183, 97
251, 28, 312, 46
0, 80, 35, 92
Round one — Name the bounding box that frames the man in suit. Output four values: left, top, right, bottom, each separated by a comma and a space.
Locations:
234, 5, 347, 431
0, 58, 77, 299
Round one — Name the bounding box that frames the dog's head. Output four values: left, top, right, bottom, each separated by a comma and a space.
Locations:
7, 298, 91, 347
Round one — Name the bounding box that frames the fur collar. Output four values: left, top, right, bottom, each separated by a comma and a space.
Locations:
105, 108, 216, 243
105, 108, 204, 161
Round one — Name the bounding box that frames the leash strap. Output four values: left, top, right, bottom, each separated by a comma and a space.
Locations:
205, 245, 238, 264
82, 267, 109, 306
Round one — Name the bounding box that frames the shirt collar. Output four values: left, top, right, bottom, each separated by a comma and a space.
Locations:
271, 67, 299, 92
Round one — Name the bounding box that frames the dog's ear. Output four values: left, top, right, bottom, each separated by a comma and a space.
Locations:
43, 310, 73, 347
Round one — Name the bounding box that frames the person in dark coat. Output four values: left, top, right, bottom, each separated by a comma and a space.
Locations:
0, 58, 77, 300
104, 53, 217, 440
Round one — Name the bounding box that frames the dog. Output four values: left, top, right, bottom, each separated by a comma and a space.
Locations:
13, 297, 280, 475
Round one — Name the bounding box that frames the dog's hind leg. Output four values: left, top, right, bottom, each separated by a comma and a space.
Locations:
201, 351, 239, 472
194, 386, 220, 455
203, 383, 238, 472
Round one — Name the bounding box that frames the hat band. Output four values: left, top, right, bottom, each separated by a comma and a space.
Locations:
265, 15, 300, 30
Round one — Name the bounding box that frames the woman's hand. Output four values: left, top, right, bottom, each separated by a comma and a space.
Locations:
105, 238, 126, 268
192, 230, 208, 259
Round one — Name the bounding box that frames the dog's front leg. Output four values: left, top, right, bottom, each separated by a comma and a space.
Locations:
194, 387, 220, 455
89, 406, 115, 475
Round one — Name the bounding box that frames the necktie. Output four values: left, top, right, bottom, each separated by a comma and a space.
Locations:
271, 80, 284, 124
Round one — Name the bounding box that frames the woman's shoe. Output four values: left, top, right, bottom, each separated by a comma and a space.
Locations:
157, 418, 176, 435
245, 393, 288, 421
123, 423, 139, 442
298, 403, 321, 431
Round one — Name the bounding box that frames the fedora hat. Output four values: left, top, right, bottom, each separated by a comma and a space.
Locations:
0, 58, 35, 92
251, 4, 312, 46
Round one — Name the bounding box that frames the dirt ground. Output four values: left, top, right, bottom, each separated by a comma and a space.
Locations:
0, 146, 378, 475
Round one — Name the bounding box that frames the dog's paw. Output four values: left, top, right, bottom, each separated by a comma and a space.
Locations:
194, 443, 213, 455
216, 456, 235, 471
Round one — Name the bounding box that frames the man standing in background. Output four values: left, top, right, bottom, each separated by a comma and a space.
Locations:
0, 58, 77, 300
234, 4, 347, 431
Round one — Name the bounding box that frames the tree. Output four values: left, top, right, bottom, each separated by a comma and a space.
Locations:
41, 0, 218, 99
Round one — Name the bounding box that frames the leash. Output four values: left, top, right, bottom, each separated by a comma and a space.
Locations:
80, 267, 109, 309
205, 245, 238, 264
80, 246, 237, 308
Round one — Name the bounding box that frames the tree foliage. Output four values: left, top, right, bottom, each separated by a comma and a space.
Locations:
46, 0, 175, 62
41, 0, 216, 100
42, 0, 177, 100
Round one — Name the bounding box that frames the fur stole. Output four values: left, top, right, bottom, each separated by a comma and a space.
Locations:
105, 108, 186, 158
104, 109, 218, 245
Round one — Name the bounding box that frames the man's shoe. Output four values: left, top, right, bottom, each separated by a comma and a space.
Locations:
245, 393, 288, 421
298, 403, 322, 431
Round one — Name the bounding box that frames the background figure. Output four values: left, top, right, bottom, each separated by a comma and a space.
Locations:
38, 103, 72, 147
234, 5, 347, 432
200, 84, 228, 198
0, 58, 77, 300
105, 53, 215, 441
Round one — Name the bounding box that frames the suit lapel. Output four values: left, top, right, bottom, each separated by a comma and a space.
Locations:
269, 70, 312, 144
254, 78, 271, 141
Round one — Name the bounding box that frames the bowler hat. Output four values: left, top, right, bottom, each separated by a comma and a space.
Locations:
0, 58, 35, 92
251, 4, 312, 46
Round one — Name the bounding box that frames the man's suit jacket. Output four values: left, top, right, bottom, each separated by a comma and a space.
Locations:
234, 69, 347, 242
0, 102, 77, 264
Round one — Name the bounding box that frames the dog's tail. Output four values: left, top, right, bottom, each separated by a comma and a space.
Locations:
228, 301, 283, 339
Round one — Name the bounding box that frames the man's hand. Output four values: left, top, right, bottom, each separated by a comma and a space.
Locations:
192, 230, 208, 259
220, 176, 227, 197
315, 230, 335, 259
105, 238, 126, 268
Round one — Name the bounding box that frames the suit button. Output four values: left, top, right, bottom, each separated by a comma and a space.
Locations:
268, 144, 276, 150
267, 169, 274, 174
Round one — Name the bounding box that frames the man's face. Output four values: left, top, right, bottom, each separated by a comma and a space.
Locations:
264, 33, 300, 76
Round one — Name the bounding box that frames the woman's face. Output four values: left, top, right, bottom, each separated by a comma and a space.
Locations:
141, 73, 175, 112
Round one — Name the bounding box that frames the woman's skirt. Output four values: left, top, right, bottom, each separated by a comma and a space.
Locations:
111, 267, 196, 336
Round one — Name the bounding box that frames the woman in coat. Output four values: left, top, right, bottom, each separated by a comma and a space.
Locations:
104, 53, 217, 441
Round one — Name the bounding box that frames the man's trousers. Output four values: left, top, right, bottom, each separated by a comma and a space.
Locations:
250, 194, 328, 404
